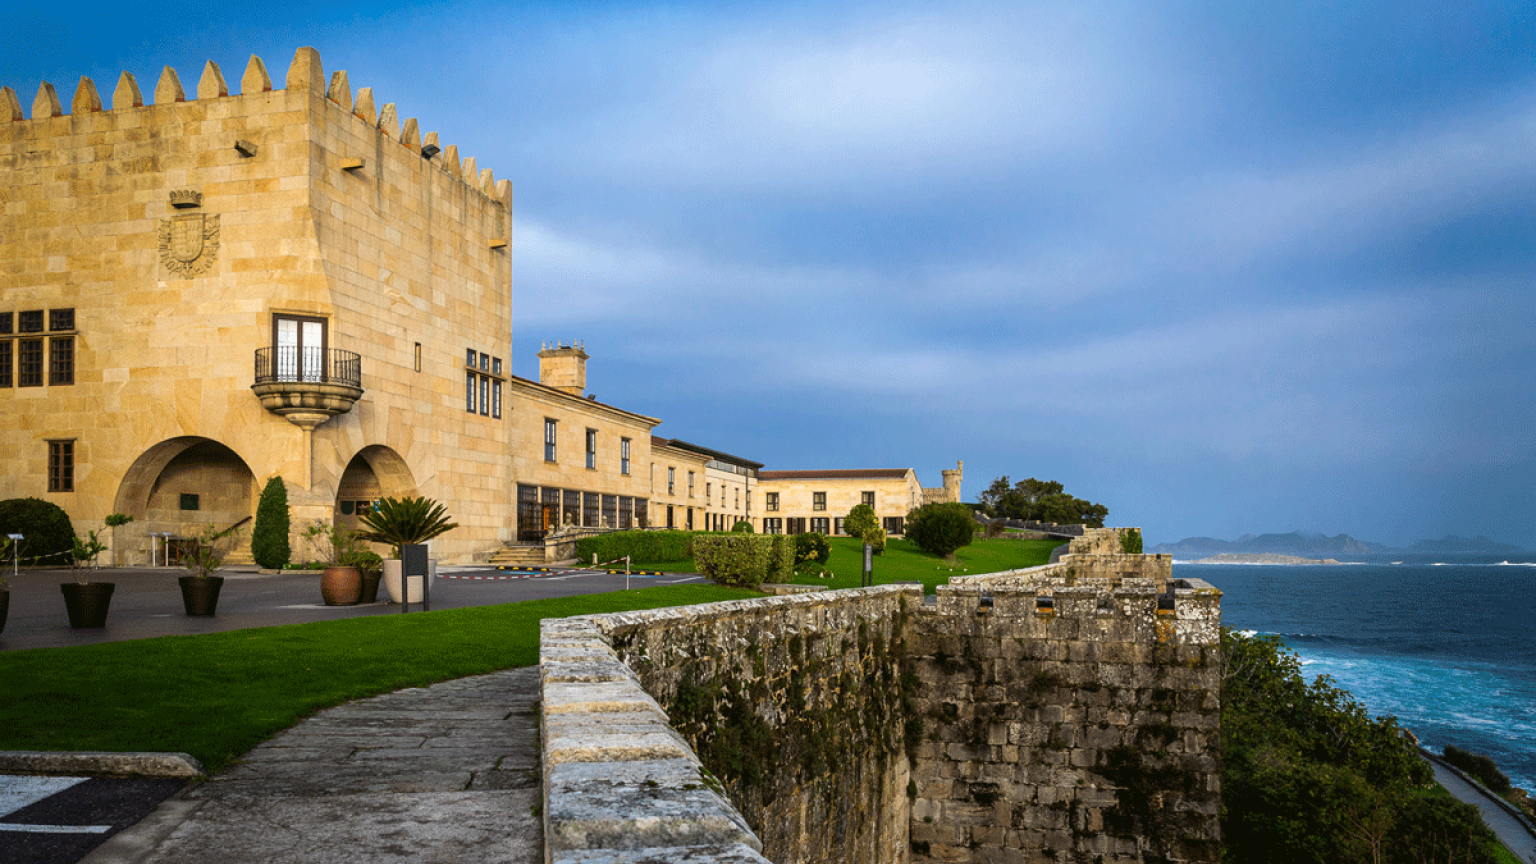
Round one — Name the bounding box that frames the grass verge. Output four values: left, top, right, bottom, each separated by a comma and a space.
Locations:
0, 584, 759, 773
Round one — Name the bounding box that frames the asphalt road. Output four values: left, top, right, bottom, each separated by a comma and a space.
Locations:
0, 564, 704, 652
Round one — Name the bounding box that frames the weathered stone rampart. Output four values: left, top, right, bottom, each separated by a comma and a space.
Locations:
540, 560, 1221, 864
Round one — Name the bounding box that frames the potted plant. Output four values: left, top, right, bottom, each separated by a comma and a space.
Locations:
358, 497, 458, 604
353, 548, 384, 603
61, 528, 112, 628
179, 524, 240, 616
304, 521, 365, 606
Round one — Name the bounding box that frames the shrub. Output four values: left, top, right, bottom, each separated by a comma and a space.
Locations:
731, 520, 753, 533
250, 476, 291, 569
767, 534, 794, 582
575, 530, 693, 565
905, 502, 976, 559
794, 532, 830, 565
0, 497, 76, 565
1120, 528, 1143, 555
694, 535, 774, 589
1443, 745, 1513, 797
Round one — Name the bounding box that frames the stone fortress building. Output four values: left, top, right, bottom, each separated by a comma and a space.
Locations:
0, 47, 962, 565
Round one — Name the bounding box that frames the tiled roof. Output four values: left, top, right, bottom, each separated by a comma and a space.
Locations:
758, 469, 912, 480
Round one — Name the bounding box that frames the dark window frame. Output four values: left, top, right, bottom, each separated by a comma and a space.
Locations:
544, 418, 557, 462
47, 440, 74, 493
0, 340, 11, 388
620, 437, 631, 475
18, 338, 43, 387
813, 491, 827, 511
586, 428, 597, 470
49, 336, 73, 385
18, 310, 44, 333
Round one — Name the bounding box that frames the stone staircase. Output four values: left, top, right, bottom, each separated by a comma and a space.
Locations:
488, 543, 545, 568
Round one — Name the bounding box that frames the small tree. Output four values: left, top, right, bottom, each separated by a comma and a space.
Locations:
251, 476, 291, 569
905, 502, 975, 561
843, 504, 885, 555
731, 520, 754, 533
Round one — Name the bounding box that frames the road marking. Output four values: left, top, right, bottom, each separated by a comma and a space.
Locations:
0, 775, 113, 834
0, 824, 113, 834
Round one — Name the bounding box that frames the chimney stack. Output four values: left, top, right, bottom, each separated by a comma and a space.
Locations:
537, 341, 588, 396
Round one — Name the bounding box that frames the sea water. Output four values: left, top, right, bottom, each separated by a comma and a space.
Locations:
1180, 555, 1536, 791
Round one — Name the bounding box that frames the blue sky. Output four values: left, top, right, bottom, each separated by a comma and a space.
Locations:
6, 1, 1534, 548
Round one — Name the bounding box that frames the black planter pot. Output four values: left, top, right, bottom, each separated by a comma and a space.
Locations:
0, 590, 8, 635
61, 582, 115, 629
179, 576, 224, 616
358, 570, 381, 604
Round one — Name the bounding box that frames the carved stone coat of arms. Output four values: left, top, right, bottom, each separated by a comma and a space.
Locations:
158, 213, 220, 277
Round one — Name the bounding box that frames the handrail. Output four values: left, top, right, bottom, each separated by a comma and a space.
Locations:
253, 346, 362, 388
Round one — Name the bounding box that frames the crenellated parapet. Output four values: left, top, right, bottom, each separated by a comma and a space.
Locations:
1, 47, 512, 207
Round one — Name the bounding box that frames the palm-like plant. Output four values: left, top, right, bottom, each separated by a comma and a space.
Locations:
357, 497, 459, 558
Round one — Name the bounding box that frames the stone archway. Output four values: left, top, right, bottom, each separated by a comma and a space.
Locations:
334, 445, 417, 535
113, 437, 258, 566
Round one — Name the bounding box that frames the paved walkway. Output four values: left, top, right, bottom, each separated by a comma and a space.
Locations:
79, 667, 542, 864
1423, 755, 1536, 864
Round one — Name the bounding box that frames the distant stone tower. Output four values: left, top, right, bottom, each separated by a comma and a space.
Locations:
942, 460, 962, 503
537, 341, 588, 396
922, 460, 964, 505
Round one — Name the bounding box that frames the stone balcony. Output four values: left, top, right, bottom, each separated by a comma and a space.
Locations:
251, 346, 363, 430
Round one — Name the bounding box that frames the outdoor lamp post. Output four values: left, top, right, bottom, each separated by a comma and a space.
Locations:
7, 534, 20, 578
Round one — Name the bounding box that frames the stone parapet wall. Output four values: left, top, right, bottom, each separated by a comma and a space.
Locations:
540, 615, 770, 863
538, 560, 1222, 864
907, 573, 1221, 863
594, 586, 922, 864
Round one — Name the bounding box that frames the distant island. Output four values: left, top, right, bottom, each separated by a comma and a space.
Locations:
1152, 530, 1527, 558
1408, 534, 1527, 554
1190, 553, 1342, 565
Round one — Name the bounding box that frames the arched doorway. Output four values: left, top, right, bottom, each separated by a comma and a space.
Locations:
335, 445, 417, 535
113, 437, 257, 566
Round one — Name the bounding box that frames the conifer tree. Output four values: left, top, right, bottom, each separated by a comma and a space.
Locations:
251, 476, 290, 569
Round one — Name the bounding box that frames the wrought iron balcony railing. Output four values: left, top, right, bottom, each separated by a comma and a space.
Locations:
254, 346, 362, 387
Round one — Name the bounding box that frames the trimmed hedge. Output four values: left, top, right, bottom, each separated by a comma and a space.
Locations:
694, 534, 794, 588
0, 497, 76, 565
575, 530, 694, 565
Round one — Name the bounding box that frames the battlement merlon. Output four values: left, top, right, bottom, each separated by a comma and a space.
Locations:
1, 47, 511, 209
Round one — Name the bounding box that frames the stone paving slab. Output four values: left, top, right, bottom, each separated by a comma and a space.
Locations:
81, 667, 543, 864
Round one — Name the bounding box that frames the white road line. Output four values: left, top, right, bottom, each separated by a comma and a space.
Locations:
0, 824, 113, 834
0, 776, 84, 814
0, 776, 113, 833
659, 576, 703, 583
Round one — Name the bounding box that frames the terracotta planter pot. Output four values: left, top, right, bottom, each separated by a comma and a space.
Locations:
61, 582, 115, 628
358, 569, 381, 604
320, 566, 362, 606
382, 559, 436, 604
179, 575, 224, 616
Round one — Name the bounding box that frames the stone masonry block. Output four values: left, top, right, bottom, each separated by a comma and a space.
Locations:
546, 759, 760, 854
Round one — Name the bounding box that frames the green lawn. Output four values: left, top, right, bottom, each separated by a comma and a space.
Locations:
0, 584, 759, 773
629, 535, 1064, 594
